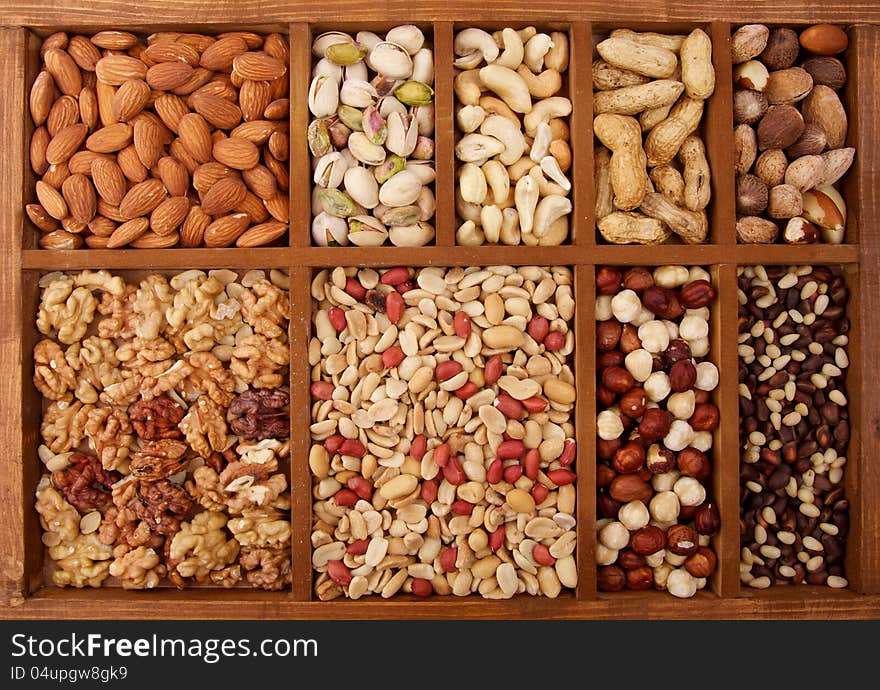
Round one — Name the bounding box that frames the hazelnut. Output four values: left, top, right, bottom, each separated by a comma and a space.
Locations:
666, 524, 699, 556
757, 104, 805, 151
694, 361, 719, 391
801, 56, 846, 90
669, 359, 697, 392
685, 546, 717, 578
598, 520, 630, 550
733, 59, 770, 91
693, 501, 721, 535
652, 265, 689, 289
602, 366, 635, 394
677, 504, 699, 522
651, 469, 680, 493
619, 387, 648, 419
626, 566, 654, 590
613, 441, 646, 474
597, 438, 622, 462
652, 562, 675, 590
785, 122, 827, 158
595, 295, 614, 320
754, 148, 788, 186
618, 500, 650, 531
673, 476, 706, 507
597, 542, 620, 566
645, 550, 667, 568
733, 89, 768, 125
638, 320, 670, 354
691, 430, 713, 452
597, 410, 624, 441
622, 267, 654, 293
609, 474, 652, 503
664, 339, 692, 365
649, 490, 681, 522
667, 390, 696, 420
679, 315, 708, 341
642, 287, 683, 320
736, 173, 769, 215
690, 403, 720, 431
644, 371, 671, 402
611, 289, 642, 323
676, 447, 711, 482
617, 549, 646, 571
624, 349, 654, 382
760, 27, 800, 70
597, 350, 625, 370
646, 443, 677, 473
597, 565, 626, 592
679, 280, 715, 309
666, 567, 698, 598
597, 463, 617, 487
597, 384, 616, 407
597, 320, 622, 350
596, 266, 622, 295
619, 323, 642, 353
768, 184, 804, 219
782, 216, 819, 244
598, 491, 622, 519
664, 419, 695, 452
639, 409, 672, 446
630, 525, 666, 555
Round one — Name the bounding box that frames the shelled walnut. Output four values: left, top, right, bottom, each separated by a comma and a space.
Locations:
593, 29, 714, 244
33, 268, 291, 591
732, 24, 854, 243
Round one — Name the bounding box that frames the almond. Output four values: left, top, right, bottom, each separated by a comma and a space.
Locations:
30, 126, 51, 174
46, 95, 79, 137
192, 162, 236, 193
91, 157, 127, 205
69, 150, 111, 175
232, 51, 286, 81
157, 156, 189, 196
91, 31, 138, 50
153, 93, 189, 133
171, 67, 213, 96
264, 152, 288, 190
143, 41, 200, 67
112, 79, 151, 121
60, 216, 87, 234
30, 71, 56, 125
201, 177, 247, 216
149, 196, 190, 235
242, 164, 277, 200
96, 80, 118, 126
235, 190, 270, 223
200, 36, 248, 71
177, 33, 216, 54
78, 86, 99, 130
39, 228, 83, 250
107, 217, 149, 247
219, 31, 263, 50
87, 215, 117, 237
213, 136, 259, 169
264, 98, 289, 121
169, 138, 201, 174
191, 92, 242, 129
95, 55, 148, 85
146, 61, 194, 91
131, 230, 180, 248
230, 119, 275, 144
263, 33, 290, 63
180, 204, 211, 246
177, 112, 213, 163
799, 24, 849, 56
98, 199, 128, 222
40, 32, 68, 59
61, 173, 97, 223
133, 117, 163, 168
117, 144, 149, 182
67, 35, 102, 71
239, 79, 271, 122
268, 73, 288, 100
26, 203, 59, 232
192, 79, 238, 103
203, 212, 250, 247
86, 122, 133, 152
802, 85, 848, 149
46, 123, 88, 164
236, 220, 287, 247
36, 181, 68, 219
42, 161, 70, 189
263, 192, 289, 222
44, 49, 82, 96
119, 178, 166, 219
268, 131, 288, 161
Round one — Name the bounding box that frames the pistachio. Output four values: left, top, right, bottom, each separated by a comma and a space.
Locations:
319, 188, 364, 218
308, 118, 332, 157
378, 205, 420, 227
386, 112, 418, 157
394, 80, 434, 106
361, 105, 387, 145
378, 169, 422, 207
368, 42, 414, 79
337, 104, 364, 131
314, 151, 350, 189
343, 166, 380, 208
312, 211, 349, 245
309, 75, 340, 118
326, 42, 367, 66
347, 132, 387, 166
374, 154, 406, 183
340, 79, 378, 108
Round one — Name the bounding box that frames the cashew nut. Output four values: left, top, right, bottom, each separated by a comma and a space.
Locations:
499, 207, 520, 245
533, 194, 571, 238
478, 96, 520, 126
540, 156, 571, 192
456, 219, 484, 245
479, 64, 533, 114
480, 115, 527, 166
455, 133, 505, 164
517, 65, 562, 98
544, 32, 570, 72
480, 205, 503, 243
456, 188, 483, 223
523, 96, 572, 136
454, 28, 500, 64
494, 28, 525, 69
508, 156, 537, 181
456, 104, 486, 133
524, 33, 554, 73
482, 160, 510, 205
530, 121, 553, 162
454, 70, 486, 106
514, 174, 540, 234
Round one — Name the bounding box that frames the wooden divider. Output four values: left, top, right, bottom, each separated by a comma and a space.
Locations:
433, 22, 455, 247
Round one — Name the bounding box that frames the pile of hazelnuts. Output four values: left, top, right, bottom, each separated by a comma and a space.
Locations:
595, 265, 721, 597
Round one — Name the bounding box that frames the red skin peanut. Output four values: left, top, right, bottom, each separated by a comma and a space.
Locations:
532, 543, 556, 566
435, 360, 464, 382
420, 478, 438, 503
411, 578, 433, 597
333, 488, 358, 507
382, 345, 406, 369
484, 354, 503, 385
324, 434, 344, 453
544, 331, 565, 351
410, 434, 427, 461
527, 315, 550, 343
454, 381, 479, 399
489, 527, 505, 552
327, 560, 352, 586
385, 290, 404, 323
558, 439, 576, 466
327, 306, 346, 331
454, 311, 471, 338
548, 469, 576, 485
339, 439, 365, 458
432, 442, 450, 468
532, 484, 549, 504
522, 396, 548, 413
497, 439, 525, 459
503, 465, 523, 483
486, 458, 504, 484
381, 267, 409, 285
451, 500, 474, 515
347, 476, 372, 500
347, 539, 369, 555
440, 547, 458, 572
310, 380, 334, 400
344, 277, 366, 300
495, 393, 524, 419
523, 448, 541, 480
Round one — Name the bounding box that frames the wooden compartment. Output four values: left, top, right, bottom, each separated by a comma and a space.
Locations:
1, 1, 879, 620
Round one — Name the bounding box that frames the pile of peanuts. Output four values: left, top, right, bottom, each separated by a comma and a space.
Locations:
595, 265, 720, 598
739, 265, 849, 588
309, 265, 577, 599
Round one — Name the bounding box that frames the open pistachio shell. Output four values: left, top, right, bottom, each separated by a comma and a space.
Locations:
344, 166, 380, 209
362, 105, 387, 145
368, 41, 414, 79
312, 31, 354, 58
389, 221, 434, 246
307, 119, 331, 157
340, 79, 378, 108
374, 154, 406, 183
308, 75, 339, 118
311, 211, 349, 245
347, 132, 387, 166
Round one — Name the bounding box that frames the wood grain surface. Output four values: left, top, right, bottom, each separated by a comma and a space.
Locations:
1, 2, 878, 619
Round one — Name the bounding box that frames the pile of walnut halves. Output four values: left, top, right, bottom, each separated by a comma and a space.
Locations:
32, 268, 292, 590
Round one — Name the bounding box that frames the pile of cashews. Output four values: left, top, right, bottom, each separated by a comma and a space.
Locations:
453, 27, 573, 246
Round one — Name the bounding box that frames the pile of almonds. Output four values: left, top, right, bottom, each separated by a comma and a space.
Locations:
739, 265, 849, 589
309, 265, 577, 600
595, 265, 720, 598
29, 30, 289, 249
733, 24, 854, 244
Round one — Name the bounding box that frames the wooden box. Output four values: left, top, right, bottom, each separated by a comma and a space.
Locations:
1, 0, 878, 620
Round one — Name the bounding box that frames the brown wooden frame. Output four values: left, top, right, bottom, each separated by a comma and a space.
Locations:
1, 0, 878, 620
